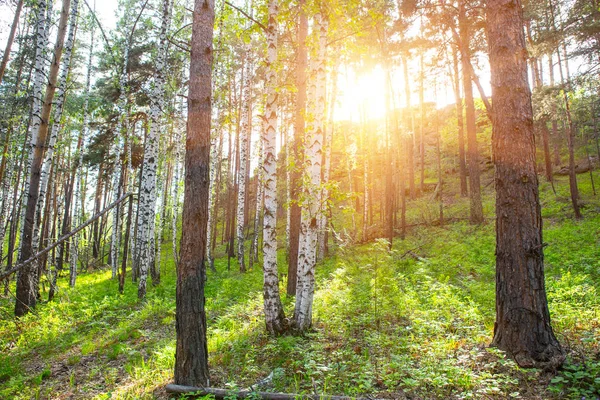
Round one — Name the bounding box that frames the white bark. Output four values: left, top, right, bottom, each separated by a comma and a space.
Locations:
109, 28, 132, 278
251, 130, 263, 267
0, 164, 14, 260
317, 68, 337, 261
171, 96, 185, 266
262, 0, 285, 334
294, 14, 327, 331
18, 0, 53, 261
206, 134, 218, 268
70, 10, 94, 286
136, 0, 170, 298
33, 0, 79, 253
236, 49, 252, 272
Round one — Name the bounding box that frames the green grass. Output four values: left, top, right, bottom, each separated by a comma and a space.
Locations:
1, 172, 599, 399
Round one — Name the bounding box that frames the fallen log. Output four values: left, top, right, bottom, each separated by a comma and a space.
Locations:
165, 384, 357, 400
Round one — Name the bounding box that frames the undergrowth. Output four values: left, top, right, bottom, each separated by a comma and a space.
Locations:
0, 173, 599, 399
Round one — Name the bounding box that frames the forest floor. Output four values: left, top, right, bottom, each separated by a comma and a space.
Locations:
1, 172, 600, 400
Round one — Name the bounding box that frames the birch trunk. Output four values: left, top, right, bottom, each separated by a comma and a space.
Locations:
137, 0, 171, 298
294, 14, 327, 332
16, 0, 71, 316
262, 0, 286, 334
236, 49, 252, 273
250, 128, 263, 268
70, 9, 95, 285
317, 67, 336, 261
171, 96, 185, 266
110, 39, 130, 279
206, 134, 219, 271
33, 0, 79, 253
17, 0, 53, 263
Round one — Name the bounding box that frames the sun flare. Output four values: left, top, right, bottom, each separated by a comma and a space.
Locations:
335, 65, 388, 122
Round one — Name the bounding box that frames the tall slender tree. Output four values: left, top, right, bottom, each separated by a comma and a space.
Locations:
261, 0, 286, 335
15, 0, 72, 316
137, 0, 171, 298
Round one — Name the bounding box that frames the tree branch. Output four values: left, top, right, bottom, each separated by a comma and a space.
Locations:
0, 193, 134, 282
224, 1, 267, 32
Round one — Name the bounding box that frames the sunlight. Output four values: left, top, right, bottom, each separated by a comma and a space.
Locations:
335, 65, 388, 122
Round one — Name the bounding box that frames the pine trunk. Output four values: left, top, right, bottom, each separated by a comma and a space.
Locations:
174, 0, 214, 386
487, 0, 564, 368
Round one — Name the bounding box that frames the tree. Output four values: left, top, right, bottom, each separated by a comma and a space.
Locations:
15, 0, 72, 317
487, 0, 564, 368
261, 0, 286, 335
174, 0, 214, 386
458, 0, 484, 224
137, 0, 171, 298
294, 11, 327, 332
287, 0, 308, 296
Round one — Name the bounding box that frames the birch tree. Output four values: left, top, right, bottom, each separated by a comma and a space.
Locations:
70, 6, 96, 288
236, 47, 252, 272
16, 0, 72, 316
33, 0, 80, 254
137, 0, 171, 298
110, 37, 130, 279
260, 0, 286, 334
294, 12, 327, 331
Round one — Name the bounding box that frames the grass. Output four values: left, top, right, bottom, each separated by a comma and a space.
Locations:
1, 172, 599, 399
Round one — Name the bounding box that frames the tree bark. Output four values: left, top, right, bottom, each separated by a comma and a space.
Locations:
15, 0, 71, 317
174, 0, 214, 386
137, 0, 171, 298
459, 0, 483, 224
452, 49, 468, 197
287, 0, 308, 295
261, 0, 286, 335
0, 0, 24, 85
294, 13, 327, 332
487, 0, 564, 368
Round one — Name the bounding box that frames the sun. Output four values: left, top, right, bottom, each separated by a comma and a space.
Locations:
335, 65, 388, 122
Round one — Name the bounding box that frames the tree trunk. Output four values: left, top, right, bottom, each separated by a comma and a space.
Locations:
0, 0, 25, 85
15, 0, 71, 317
556, 48, 581, 219
287, 0, 308, 296
452, 49, 468, 197
317, 66, 337, 260
402, 55, 416, 200
236, 47, 253, 273
250, 130, 264, 269
487, 0, 564, 369
261, 0, 287, 334
32, 0, 79, 254
459, 0, 483, 224
294, 14, 327, 332
137, 0, 170, 298
174, 0, 213, 386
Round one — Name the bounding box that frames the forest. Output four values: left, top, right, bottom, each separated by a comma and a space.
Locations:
0, 0, 599, 398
